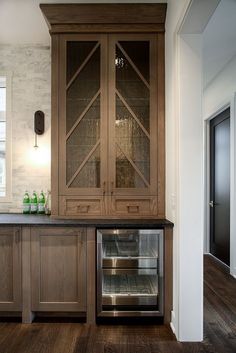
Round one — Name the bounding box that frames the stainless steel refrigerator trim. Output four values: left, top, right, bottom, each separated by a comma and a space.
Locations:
102, 268, 157, 275
97, 311, 162, 317
97, 229, 164, 318
102, 296, 158, 306
103, 258, 158, 268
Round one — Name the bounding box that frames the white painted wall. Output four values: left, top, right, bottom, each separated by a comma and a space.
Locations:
166, 0, 204, 341
202, 0, 236, 278
203, 51, 236, 278
178, 34, 203, 341
0, 45, 51, 211
203, 54, 236, 117
165, 0, 189, 339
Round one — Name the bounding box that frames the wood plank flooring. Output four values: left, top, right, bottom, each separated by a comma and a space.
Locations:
0, 254, 235, 353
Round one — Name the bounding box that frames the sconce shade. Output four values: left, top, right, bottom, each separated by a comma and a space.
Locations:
34, 111, 45, 135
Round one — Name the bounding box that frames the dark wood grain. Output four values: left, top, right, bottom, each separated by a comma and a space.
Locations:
0, 255, 235, 352
40, 4, 167, 26
49, 23, 165, 34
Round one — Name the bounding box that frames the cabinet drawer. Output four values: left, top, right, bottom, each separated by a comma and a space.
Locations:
111, 197, 157, 216
59, 197, 103, 216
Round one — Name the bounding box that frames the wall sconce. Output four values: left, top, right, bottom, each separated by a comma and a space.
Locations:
34, 110, 45, 148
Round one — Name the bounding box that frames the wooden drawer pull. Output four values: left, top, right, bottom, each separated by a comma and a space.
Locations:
127, 205, 139, 213
77, 205, 90, 213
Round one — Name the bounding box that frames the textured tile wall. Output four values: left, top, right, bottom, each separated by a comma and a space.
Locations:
0, 45, 51, 211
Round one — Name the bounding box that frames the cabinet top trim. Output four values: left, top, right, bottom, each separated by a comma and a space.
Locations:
40, 3, 167, 33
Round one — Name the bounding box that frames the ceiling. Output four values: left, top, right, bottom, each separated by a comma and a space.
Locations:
203, 0, 236, 87
0, 0, 167, 46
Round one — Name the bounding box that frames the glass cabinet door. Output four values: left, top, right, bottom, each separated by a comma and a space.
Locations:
60, 35, 107, 196
108, 35, 158, 197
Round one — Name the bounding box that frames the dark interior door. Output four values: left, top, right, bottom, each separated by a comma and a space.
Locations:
210, 108, 230, 265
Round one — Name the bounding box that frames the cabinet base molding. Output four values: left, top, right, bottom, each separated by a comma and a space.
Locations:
0, 311, 22, 318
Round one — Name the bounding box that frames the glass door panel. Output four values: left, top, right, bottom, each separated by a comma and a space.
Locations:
66, 41, 101, 190
116, 95, 150, 186
70, 146, 100, 188
116, 147, 147, 189
102, 232, 158, 258
97, 229, 163, 315
67, 41, 97, 84
113, 40, 151, 193
66, 97, 100, 187
116, 45, 150, 132
118, 41, 150, 83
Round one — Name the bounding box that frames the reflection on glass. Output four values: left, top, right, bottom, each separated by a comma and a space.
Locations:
67, 41, 97, 84
118, 41, 150, 82
103, 274, 157, 295
116, 95, 150, 183
66, 41, 101, 188
116, 146, 146, 188
66, 97, 100, 186
70, 146, 100, 188
116, 44, 149, 132
115, 42, 150, 189
102, 231, 158, 258
66, 45, 100, 132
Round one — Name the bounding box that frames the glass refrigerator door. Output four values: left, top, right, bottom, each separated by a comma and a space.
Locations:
97, 229, 163, 316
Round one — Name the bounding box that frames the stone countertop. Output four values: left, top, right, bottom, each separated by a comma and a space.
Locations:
0, 214, 174, 228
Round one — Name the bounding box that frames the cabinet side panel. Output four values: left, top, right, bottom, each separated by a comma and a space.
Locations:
51, 34, 60, 216
157, 33, 165, 217
22, 227, 34, 323
86, 227, 96, 324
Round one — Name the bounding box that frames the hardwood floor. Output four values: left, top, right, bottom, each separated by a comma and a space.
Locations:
0, 254, 235, 353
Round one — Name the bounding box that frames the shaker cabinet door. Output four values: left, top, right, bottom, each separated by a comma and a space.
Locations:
0, 227, 21, 311
31, 227, 86, 312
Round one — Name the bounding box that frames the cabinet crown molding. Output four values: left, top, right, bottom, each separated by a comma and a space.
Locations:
40, 3, 167, 33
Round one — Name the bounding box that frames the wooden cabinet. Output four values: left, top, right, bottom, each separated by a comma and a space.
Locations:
0, 227, 21, 311
41, 4, 166, 218
31, 227, 86, 312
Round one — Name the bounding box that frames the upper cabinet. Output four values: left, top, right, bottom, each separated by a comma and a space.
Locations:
41, 3, 166, 219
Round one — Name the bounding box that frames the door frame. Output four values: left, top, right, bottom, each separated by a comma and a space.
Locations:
204, 93, 236, 277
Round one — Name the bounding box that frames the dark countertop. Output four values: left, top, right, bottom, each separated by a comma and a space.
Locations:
0, 214, 174, 228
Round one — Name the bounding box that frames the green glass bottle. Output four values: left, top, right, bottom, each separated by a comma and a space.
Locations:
30, 191, 38, 214
23, 191, 30, 214
38, 190, 45, 214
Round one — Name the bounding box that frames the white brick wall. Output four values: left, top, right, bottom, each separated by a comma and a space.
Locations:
0, 44, 51, 211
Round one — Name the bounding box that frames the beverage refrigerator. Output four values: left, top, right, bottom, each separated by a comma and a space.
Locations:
97, 229, 164, 318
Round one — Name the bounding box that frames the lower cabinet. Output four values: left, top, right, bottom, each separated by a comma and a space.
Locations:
31, 227, 86, 312
0, 227, 21, 311
0, 223, 172, 323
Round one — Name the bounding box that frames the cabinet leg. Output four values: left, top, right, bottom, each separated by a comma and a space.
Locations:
22, 311, 35, 324
86, 227, 96, 324
22, 227, 34, 324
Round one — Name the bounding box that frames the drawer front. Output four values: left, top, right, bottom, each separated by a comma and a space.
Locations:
111, 197, 157, 217
59, 196, 104, 217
